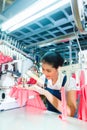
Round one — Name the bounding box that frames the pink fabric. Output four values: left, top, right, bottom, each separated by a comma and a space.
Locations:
80, 70, 85, 87
72, 73, 76, 79
0, 52, 13, 64
59, 87, 67, 120
9, 87, 28, 106
17, 77, 23, 85
26, 95, 47, 110
78, 70, 87, 121
9, 86, 47, 110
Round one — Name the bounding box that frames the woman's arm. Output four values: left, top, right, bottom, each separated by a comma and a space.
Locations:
44, 90, 74, 116
66, 90, 77, 116
28, 85, 77, 117
44, 89, 76, 116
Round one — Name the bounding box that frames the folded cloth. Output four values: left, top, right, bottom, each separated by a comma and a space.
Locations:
9, 86, 47, 110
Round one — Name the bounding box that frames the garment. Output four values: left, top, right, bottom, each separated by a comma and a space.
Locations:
40, 72, 77, 113
78, 70, 87, 121
9, 86, 46, 110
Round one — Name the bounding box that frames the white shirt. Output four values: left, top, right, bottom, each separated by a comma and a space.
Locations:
40, 72, 77, 91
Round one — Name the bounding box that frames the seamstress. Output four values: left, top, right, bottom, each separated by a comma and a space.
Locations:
28, 50, 77, 117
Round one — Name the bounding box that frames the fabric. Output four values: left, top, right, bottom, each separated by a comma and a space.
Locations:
9, 86, 28, 106
78, 70, 87, 121
0, 52, 13, 64
27, 77, 37, 84
26, 94, 47, 110
9, 86, 47, 110
60, 87, 67, 120
17, 77, 23, 85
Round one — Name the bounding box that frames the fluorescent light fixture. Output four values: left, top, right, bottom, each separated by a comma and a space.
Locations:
1, 0, 70, 33
39, 42, 53, 47
1, 0, 57, 31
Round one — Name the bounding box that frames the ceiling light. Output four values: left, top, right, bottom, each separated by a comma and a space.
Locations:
1, 0, 70, 33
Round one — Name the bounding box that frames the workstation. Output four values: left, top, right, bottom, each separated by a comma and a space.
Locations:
0, 106, 87, 130
0, 0, 87, 129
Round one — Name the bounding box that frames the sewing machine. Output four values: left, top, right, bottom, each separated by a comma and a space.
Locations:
0, 73, 24, 111
0, 88, 24, 111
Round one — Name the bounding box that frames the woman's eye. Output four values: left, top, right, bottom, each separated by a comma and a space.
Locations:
42, 68, 44, 71
47, 70, 51, 73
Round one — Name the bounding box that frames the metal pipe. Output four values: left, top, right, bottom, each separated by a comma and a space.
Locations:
2, 0, 6, 11
69, 41, 72, 65
25, 32, 77, 48
70, 0, 85, 32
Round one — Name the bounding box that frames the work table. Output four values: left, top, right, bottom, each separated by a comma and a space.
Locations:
0, 106, 87, 130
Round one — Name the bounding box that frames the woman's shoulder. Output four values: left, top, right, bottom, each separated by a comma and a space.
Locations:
66, 76, 77, 91
58, 71, 65, 84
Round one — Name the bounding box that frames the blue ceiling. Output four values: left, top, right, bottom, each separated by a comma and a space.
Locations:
0, 0, 87, 65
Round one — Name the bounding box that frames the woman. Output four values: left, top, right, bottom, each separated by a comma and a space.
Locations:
28, 50, 77, 117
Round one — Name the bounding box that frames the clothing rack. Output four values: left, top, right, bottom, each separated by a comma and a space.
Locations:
0, 32, 34, 61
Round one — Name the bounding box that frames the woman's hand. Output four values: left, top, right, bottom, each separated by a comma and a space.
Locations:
28, 84, 45, 95
15, 83, 45, 95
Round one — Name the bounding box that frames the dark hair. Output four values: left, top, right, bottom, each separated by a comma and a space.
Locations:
41, 50, 64, 69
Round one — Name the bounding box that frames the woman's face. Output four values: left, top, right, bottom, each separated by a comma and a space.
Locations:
42, 62, 58, 80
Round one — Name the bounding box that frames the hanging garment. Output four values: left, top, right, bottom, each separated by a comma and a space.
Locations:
0, 52, 13, 64
60, 75, 67, 120
78, 70, 87, 121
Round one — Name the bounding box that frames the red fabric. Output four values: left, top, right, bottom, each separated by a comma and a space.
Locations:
72, 73, 76, 79
27, 77, 37, 84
